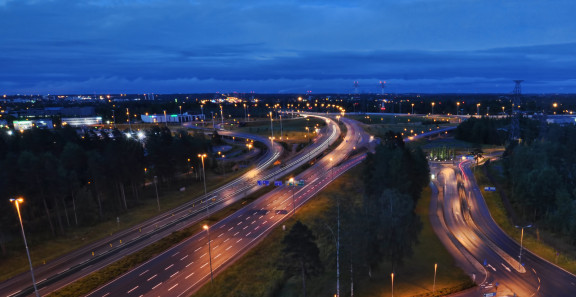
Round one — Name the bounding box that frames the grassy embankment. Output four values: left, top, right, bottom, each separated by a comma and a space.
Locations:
192, 164, 472, 297
474, 165, 576, 274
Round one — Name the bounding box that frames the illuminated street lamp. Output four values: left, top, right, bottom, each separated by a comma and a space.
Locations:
289, 177, 296, 214
269, 111, 274, 140
433, 263, 438, 294
411, 103, 415, 114
553, 102, 558, 114
431, 102, 435, 115
456, 102, 460, 115
391, 272, 394, 297
203, 224, 214, 284
198, 154, 208, 196
476, 103, 481, 116
515, 224, 532, 269
10, 198, 40, 297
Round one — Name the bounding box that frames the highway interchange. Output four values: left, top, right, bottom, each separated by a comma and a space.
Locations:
3, 113, 576, 297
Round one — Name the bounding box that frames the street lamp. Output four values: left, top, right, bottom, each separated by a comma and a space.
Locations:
411, 103, 414, 114
10, 198, 40, 297
203, 224, 214, 284
198, 154, 208, 197
433, 263, 437, 294
269, 111, 274, 140
391, 272, 394, 297
476, 103, 481, 116
456, 102, 460, 116
243, 103, 247, 122
154, 176, 160, 211
431, 102, 435, 115
515, 224, 532, 269
289, 177, 296, 214
220, 105, 224, 125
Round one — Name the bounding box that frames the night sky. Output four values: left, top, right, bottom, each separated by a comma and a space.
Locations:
1, 0, 575, 94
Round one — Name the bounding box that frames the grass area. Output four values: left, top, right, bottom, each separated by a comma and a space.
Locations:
192, 165, 471, 297
0, 168, 250, 282
474, 166, 576, 274
46, 185, 276, 297
230, 117, 327, 144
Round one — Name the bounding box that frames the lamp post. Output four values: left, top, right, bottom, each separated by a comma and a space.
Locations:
201, 104, 204, 121
154, 176, 160, 211
220, 105, 224, 125
203, 224, 214, 284
411, 103, 415, 114
433, 263, 437, 294
243, 103, 247, 122
431, 102, 435, 115
391, 272, 394, 297
289, 177, 296, 214
198, 154, 208, 196
515, 224, 532, 269
476, 103, 481, 116
269, 111, 274, 140
456, 102, 460, 116
164, 110, 167, 128
280, 114, 283, 140
126, 108, 132, 133
10, 198, 40, 297
502, 106, 505, 115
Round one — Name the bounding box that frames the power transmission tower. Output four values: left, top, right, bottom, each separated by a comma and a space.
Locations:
509, 80, 523, 142
379, 81, 386, 95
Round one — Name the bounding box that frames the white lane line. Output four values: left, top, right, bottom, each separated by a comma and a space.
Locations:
214, 253, 221, 259
165, 264, 174, 270
170, 271, 179, 278
152, 282, 162, 290
180, 255, 188, 261
200, 262, 208, 269
228, 227, 233, 231
185, 261, 194, 268
538, 277, 541, 283
234, 232, 239, 236
246, 232, 251, 236
251, 220, 256, 224
245, 216, 251, 220
171, 251, 180, 257
243, 226, 248, 230
237, 238, 243, 243
224, 238, 230, 243
127, 286, 139, 294
262, 220, 268, 224
219, 224, 226, 229
259, 215, 264, 219
101, 293, 110, 297
255, 226, 260, 231
226, 245, 232, 251
237, 222, 242, 226
194, 247, 202, 252
185, 272, 195, 279
200, 252, 207, 258
139, 269, 149, 276
147, 274, 157, 281
218, 233, 224, 238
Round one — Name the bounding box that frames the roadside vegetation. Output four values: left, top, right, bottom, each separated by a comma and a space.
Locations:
456, 116, 576, 274
0, 125, 256, 281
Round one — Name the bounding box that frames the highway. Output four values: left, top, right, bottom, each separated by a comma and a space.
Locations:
431, 161, 576, 296
85, 116, 371, 297
1, 115, 338, 297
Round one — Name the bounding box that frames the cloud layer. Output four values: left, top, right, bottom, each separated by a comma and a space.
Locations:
1, 0, 575, 94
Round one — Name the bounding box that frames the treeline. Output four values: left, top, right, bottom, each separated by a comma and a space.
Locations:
503, 124, 576, 243
454, 117, 508, 145
0, 126, 212, 252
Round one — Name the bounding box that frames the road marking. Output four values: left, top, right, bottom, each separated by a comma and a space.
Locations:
185, 261, 194, 268
538, 277, 541, 283
243, 226, 248, 230
228, 227, 233, 231
213, 244, 219, 249
226, 245, 232, 251
237, 238, 243, 243
185, 272, 195, 279
215, 253, 221, 259
234, 232, 239, 236
147, 274, 157, 281
500, 263, 511, 272
237, 222, 242, 226
171, 251, 180, 257
255, 226, 260, 230
101, 293, 110, 297
219, 224, 226, 229
224, 238, 229, 243
200, 262, 208, 268
168, 283, 179, 291
194, 247, 202, 252
245, 216, 251, 220
170, 271, 179, 278
127, 286, 138, 294
532, 268, 537, 274
139, 269, 149, 276
165, 264, 174, 270
262, 220, 268, 224
200, 252, 207, 258
251, 220, 256, 224
246, 232, 251, 236
180, 255, 188, 261
259, 215, 264, 219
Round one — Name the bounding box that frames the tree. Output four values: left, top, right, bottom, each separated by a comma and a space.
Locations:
279, 221, 323, 297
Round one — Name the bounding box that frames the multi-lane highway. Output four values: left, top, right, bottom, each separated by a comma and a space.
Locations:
431, 161, 576, 296
1, 115, 340, 297
85, 116, 370, 297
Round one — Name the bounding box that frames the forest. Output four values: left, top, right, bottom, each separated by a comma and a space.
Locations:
0, 126, 213, 255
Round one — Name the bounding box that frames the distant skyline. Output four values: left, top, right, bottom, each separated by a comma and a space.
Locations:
1, 0, 575, 94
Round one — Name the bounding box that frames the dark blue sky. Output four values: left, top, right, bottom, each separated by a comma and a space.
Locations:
1, 0, 575, 94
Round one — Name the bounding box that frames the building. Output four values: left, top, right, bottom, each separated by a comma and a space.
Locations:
140, 113, 205, 123
13, 119, 54, 130
61, 117, 102, 127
